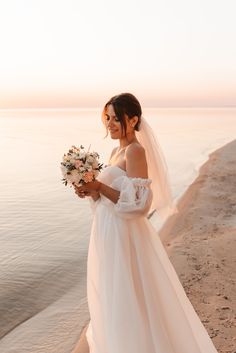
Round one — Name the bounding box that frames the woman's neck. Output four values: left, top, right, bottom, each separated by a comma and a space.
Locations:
119, 134, 138, 148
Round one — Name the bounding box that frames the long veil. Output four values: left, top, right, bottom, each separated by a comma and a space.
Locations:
136, 116, 178, 222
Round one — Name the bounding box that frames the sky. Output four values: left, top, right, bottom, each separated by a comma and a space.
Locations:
0, 0, 235, 108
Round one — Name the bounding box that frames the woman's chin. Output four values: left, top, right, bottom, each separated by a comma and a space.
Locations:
110, 134, 120, 139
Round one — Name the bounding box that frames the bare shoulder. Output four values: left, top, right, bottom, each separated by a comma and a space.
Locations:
125, 142, 148, 178
125, 142, 146, 158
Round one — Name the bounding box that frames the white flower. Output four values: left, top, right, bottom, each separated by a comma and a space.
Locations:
60, 165, 68, 176
66, 155, 72, 162
66, 169, 80, 184
92, 160, 99, 168
87, 156, 94, 164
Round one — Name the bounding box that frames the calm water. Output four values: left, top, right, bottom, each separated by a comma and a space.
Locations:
0, 107, 235, 352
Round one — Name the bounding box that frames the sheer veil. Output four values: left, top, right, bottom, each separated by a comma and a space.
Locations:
136, 116, 178, 222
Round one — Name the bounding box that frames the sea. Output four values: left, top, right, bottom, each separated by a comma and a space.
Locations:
0, 107, 235, 352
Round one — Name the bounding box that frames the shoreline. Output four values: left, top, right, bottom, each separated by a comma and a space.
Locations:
72, 139, 236, 353
159, 139, 236, 353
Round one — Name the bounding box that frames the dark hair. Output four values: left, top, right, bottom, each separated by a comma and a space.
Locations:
101, 93, 142, 137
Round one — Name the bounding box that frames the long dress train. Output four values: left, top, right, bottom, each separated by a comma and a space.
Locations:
85, 164, 219, 353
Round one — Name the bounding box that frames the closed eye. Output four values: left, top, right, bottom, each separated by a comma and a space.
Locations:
105, 114, 120, 122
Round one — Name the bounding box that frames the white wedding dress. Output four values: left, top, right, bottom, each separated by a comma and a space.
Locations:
85, 164, 219, 353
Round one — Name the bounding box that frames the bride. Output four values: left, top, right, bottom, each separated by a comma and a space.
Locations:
72, 93, 219, 353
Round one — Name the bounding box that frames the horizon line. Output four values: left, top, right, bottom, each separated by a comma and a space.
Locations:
0, 106, 236, 111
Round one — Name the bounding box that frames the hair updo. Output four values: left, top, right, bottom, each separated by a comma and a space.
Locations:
101, 92, 142, 137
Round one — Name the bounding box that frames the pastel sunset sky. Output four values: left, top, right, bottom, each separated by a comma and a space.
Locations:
0, 0, 235, 108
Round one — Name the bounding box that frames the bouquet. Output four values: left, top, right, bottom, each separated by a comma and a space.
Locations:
60, 145, 103, 187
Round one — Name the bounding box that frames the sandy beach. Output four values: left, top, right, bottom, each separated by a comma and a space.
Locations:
72, 139, 236, 353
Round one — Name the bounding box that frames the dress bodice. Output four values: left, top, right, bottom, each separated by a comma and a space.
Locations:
97, 165, 126, 184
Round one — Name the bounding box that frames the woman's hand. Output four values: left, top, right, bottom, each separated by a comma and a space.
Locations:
74, 187, 92, 198
73, 180, 101, 199
74, 179, 121, 204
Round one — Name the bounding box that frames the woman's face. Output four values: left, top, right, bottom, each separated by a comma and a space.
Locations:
104, 104, 133, 139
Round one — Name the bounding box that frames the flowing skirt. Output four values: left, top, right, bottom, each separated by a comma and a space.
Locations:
85, 202, 218, 353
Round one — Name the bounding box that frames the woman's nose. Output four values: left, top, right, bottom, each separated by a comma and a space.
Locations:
107, 119, 114, 128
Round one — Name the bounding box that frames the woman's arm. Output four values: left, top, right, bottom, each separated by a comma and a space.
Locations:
97, 182, 120, 204
73, 170, 121, 204
90, 190, 100, 201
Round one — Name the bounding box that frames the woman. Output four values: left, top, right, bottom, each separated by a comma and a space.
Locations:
73, 93, 219, 353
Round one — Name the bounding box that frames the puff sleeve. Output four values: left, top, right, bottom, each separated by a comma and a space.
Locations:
110, 175, 153, 219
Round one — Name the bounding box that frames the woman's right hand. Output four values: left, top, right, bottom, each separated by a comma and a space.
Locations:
73, 185, 99, 200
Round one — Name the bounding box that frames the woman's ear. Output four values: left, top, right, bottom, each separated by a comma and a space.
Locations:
131, 116, 139, 128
